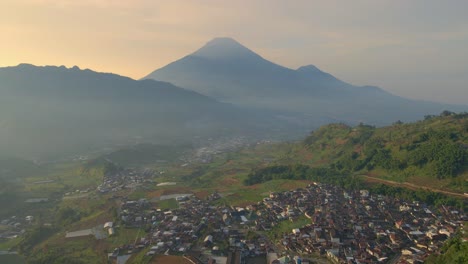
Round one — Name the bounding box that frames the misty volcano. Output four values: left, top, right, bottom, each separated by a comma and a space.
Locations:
144, 37, 467, 125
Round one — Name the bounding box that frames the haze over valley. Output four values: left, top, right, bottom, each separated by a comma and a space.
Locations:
0, 1, 467, 264
1, 38, 467, 160
0, 62, 291, 159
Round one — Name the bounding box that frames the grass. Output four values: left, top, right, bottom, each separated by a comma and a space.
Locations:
0, 254, 26, 264
28, 235, 105, 264
160, 142, 315, 205
127, 188, 149, 200
0, 236, 22, 251
266, 215, 311, 241
106, 227, 142, 247
127, 247, 152, 264
155, 198, 179, 210
218, 179, 312, 206
56, 237, 105, 264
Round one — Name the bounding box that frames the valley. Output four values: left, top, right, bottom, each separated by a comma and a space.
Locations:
0, 114, 466, 264
3, 2, 468, 264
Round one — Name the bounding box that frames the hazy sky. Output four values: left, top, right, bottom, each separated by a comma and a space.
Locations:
1, 0, 467, 104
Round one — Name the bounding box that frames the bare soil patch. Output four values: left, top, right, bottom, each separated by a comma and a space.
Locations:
335, 138, 347, 145
280, 180, 312, 190
236, 201, 255, 207
146, 190, 164, 199
245, 184, 260, 190
220, 177, 240, 186
160, 187, 192, 196
194, 190, 209, 199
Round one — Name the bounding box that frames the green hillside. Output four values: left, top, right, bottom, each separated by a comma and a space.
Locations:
301, 112, 468, 191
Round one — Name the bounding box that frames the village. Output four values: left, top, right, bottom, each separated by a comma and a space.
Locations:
100, 182, 465, 264
1, 162, 465, 264
97, 167, 157, 194
1, 155, 465, 264
0, 215, 33, 242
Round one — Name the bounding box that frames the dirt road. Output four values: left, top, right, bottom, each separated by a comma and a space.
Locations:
361, 175, 467, 199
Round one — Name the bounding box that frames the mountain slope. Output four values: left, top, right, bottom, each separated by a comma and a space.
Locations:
144, 37, 468, 125
233, 113, 467, 194
300, 113, 468, 190
0, 64, 281, 159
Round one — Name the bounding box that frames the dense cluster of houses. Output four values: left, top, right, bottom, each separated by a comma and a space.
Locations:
109, 183, 464, 264
183, 137, 250, 165
250, 183, 465, 264
97, 167, 156, 194
0, 215, 33, 240
116, 194, 274, 263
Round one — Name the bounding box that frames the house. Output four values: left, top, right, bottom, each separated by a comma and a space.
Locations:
204, 235, 213, 246
223, 213, 231, 225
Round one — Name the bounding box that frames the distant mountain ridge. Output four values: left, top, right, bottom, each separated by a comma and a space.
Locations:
0, 64, 287, 159
2, 38, 467, 159
144, 37, 467, 125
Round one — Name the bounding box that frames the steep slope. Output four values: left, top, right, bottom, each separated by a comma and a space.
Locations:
145, 38, 347, 100
145, 38, 298, 100
144, 37, 467, 125
302, 113, 468, 188
0, 64, 282, 159
236, 113, 467, 194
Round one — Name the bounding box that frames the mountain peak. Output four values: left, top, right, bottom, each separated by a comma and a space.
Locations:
206, 37, 241, 46
191, 37, 261, 60
17, 63, 35, 68
296, 65, 323, 73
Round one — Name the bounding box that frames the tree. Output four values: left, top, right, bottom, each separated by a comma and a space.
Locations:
440, 110, 454, 117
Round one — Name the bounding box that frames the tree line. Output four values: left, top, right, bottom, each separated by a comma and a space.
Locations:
243, 164, 361, 189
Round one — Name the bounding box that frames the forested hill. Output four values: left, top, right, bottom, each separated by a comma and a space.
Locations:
303, 112, 467, 182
